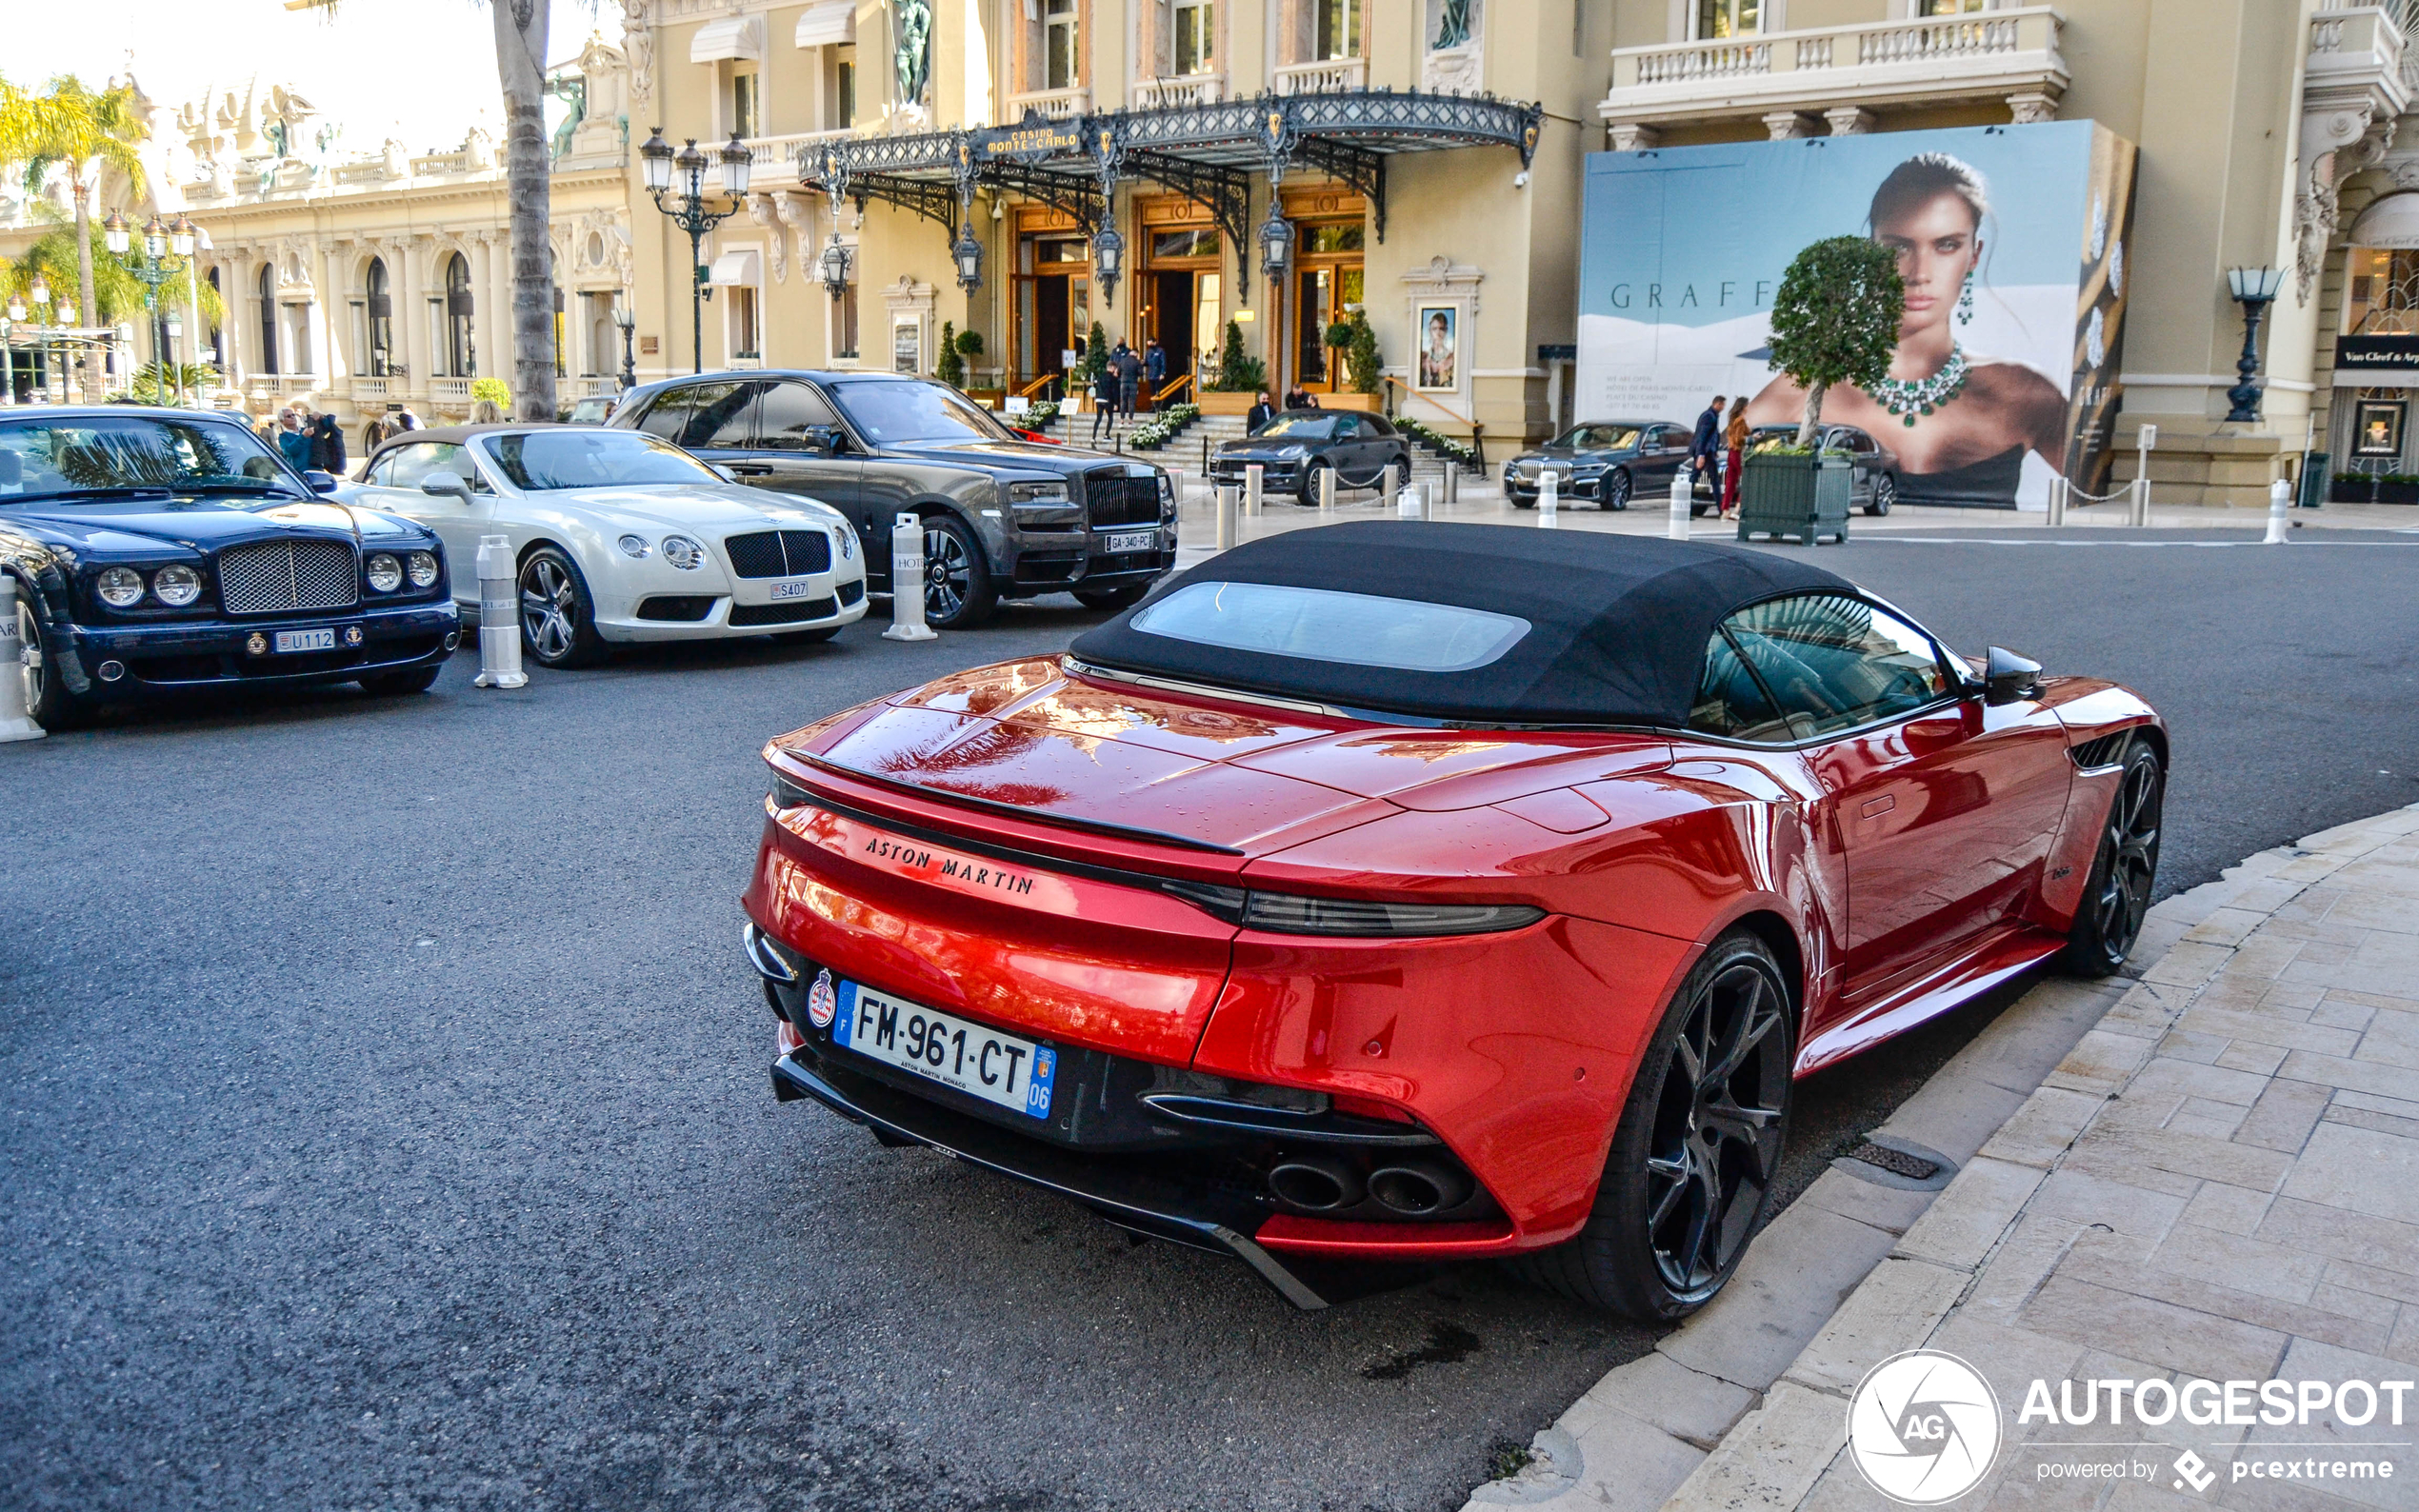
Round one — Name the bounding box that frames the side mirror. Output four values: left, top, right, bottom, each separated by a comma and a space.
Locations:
710, 463, 739, 483
804, 425, 847, 454
303, 469, 339, 493
420, 470, 473, 505
1981, 646, 2043, 706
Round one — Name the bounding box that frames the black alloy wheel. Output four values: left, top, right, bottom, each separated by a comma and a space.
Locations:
1603, 468, 1632, 511
1867, 473, 1897, 517
517, 545, 609, 668
1292, 456, 1330, 506
920, 513, 996, 629
1510, 930, 1793, 1320
16, 590, 90, 729
2063, 741, 2164, 976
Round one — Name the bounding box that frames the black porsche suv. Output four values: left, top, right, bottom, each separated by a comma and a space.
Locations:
610, 370, 1177, 627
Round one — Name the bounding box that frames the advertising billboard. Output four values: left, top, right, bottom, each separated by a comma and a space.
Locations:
1577, 122, 2137, 508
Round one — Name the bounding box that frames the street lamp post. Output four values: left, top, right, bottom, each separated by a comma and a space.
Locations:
106, 209, 197, 406
639, 128, 752, 375
28, 275, 53, 403
2224, 265, 2285, 424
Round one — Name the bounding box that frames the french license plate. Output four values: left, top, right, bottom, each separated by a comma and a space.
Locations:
1102, 529, 1156, 554
831, 980, 1057, 1120
768, 578, 821, 601
273, 627, 336, 653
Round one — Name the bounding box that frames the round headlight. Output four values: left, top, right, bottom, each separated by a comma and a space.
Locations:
407, 550, 439, 588
661, 534, 705, 570
616, 533, 650, 559
96, 567, 144, 607
153, 564, 203, 607
366, 552, 404, 592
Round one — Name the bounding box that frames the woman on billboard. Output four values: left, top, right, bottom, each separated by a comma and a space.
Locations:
1746, 153, 2066, 507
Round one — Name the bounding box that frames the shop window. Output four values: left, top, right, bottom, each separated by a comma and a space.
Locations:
2348, 247, 2419, 334
1694, 0, 1759, 39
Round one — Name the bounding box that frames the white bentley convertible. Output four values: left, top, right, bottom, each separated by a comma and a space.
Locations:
345, 425, 867, 667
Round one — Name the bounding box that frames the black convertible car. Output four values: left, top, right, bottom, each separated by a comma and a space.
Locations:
1, 408, 460, 727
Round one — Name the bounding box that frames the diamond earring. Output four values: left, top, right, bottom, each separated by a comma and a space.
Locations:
1957, 273, 1974, 326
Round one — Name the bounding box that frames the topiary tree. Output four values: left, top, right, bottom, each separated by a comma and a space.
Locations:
935, 319, 965, 387
953, 328, 985, 358
1344, 310, 1382, 394
1071, 321, 1110, 385
1767, 236, 1904, 448
1209, 318, 1266, 393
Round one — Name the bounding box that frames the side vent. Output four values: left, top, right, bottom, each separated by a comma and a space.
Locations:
2068, 730, 2132, 771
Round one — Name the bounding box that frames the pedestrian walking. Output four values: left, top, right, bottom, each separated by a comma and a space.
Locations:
310, 412, 347, 475
1114, 344, 1143, 419
1144, 339, 1167, 408
1246, 388, 1275, 433
1719, 398, 1749, 520
1689, 394, 1725, 503
1091, 361, 1121, 443
276, 410, 312, 472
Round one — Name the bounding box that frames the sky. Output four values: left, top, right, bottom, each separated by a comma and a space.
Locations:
10, 0, 605, 155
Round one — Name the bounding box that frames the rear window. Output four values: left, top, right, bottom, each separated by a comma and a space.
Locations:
1129, 581, 1529, 674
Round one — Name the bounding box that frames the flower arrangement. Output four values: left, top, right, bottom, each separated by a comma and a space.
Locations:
1396, 415, 1475, 466
1125, 402, 1200, 449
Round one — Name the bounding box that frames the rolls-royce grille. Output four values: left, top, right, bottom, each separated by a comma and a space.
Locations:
1085, 469, 1161, 528
724, 529, 832, 579
217, 540, 359, 614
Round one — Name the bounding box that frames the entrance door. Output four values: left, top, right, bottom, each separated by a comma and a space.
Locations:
1290, 222, 1366, 393
1151, 270, 1194, 384
1013, 231, 1092, 397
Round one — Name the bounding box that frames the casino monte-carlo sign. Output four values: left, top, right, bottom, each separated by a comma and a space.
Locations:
2335, 335, 2419, 373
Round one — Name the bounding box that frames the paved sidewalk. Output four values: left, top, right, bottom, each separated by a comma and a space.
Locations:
1459, 804, 2419, 1512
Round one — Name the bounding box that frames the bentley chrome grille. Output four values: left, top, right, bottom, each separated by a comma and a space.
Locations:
216, 540, 360, 614
723, 529, 832, 579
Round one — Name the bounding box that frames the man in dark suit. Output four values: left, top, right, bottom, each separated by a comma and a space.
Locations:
1689, 395, 1726, 494
1246, 390, 1275, 432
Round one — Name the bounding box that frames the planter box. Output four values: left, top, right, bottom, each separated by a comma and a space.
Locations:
1197, 390, 1260, 416
2381, 480, 2419, 505
2330, 477, 2376, 503
1736, 452, 1851, 545
965, 388, 1006, 408
1321, 392, 1381, 412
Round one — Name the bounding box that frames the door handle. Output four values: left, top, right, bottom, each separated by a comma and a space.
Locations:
726, 463, 773, 476
1860, 795, 1897, 819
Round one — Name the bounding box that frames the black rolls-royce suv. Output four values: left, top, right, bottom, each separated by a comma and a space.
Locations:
610, 370, 1177, 627
2, 407, 459, 728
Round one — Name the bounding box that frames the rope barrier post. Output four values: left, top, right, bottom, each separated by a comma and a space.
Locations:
1386, 461, 1404, 503
2130, 477, 2149, 528
1418, 480, 1434, 520
1668, 471, 1691, 542
2047, 474, 2066, 527
472, 534, 528, 688
1442, 462, 1458, 509
1539, 469, 1559, 527
1215, 484, 1237, 550
1245, 463, 1263, 518
0, 575, 46, 742
2264, 477, 2290, 545
882, 513, 940, 641
2133, 423, 2155, 527
1317, 466, 1336, 513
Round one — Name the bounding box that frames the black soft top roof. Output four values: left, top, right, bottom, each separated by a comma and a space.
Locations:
1069, 521, 1853, 727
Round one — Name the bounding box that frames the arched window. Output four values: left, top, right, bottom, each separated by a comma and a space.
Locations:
365, 258, 393, 376
257, 264, 279, 373
206, 266, 225, 368
445, 252, 475, 377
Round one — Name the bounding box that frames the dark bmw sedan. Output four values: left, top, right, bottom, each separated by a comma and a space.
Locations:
1208, 409, 1414, 504
2, 408, 458, 727
1502, 419, 1692, 510
610, 370, 1175, 627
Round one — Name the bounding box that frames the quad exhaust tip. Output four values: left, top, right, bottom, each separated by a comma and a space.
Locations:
1269, 1153, 1365, 1212
1368, 1160, 1473, 1216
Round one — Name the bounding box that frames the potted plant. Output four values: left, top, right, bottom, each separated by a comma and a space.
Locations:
1320, 310, 1384, 412
955, 328, 1002, 406
2331, 470, 2377, 504
1739, 236, 1903, 545
1197, 318, 1267, 416
935, 320, 966, 388
2379, 472, 2419, 505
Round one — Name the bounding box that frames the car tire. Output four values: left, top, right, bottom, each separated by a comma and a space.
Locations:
1603, 468, 1632, 511
517, 545, 609, 669
920, 513, 996, 630
16, 588, 92, 730
1510, 928, 1794, 1321
2061, 739, 2164, 977
358, 665, 443, 696
1511, 494, 1535, 511
1294, 458, 1330, 506
1867, 473, 1897, 517
1073, 584, 1148, 611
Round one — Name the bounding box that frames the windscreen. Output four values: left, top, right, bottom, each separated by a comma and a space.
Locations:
1129, 580, 1531, 674
827, 380, 1011, 444
0, 415, 300, 502
1557, 425, 1643, 450
484, 430, 718, 489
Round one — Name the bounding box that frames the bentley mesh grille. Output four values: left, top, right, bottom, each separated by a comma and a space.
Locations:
216, 540, 359, 614
1085, 469, 1161, 528
724, 529, 832, 579
730, 596, 837, 626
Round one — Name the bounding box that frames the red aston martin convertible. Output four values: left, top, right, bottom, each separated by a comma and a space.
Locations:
741, 523, 2164, 1318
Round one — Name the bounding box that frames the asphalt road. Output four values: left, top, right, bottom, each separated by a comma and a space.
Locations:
6, 527, 2415, 1511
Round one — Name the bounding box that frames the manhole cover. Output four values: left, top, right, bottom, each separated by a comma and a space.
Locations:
1845, 1140, 1941, 1182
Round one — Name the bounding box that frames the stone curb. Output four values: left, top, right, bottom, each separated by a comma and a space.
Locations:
1451, 810, 2419, 1512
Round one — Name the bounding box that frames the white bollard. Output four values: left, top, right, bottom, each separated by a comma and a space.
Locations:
2047, 474, 2067, 527
2264, 477, 2291, 545
883, 512, 940, 641
1245, 464, 1264, 517
1668, 471, 1691, 542
472, 534, 528, 688
0, 574, 46, 741
1396, 484, 1422, 519
1317, 466, 1336, 513
1215, 484, 1237, 550
1386, 461, 1404, 502
2129, 476, 2149, 528
1539, 469, 1560, 527
1442, 465, 1458, 508
1417, 480, 1434, 520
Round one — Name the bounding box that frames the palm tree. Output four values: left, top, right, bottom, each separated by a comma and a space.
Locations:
0, 75, 149, 402
294, 0, 560, 423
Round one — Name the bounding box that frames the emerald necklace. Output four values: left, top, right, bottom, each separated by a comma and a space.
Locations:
1870, 346, 1969, 427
